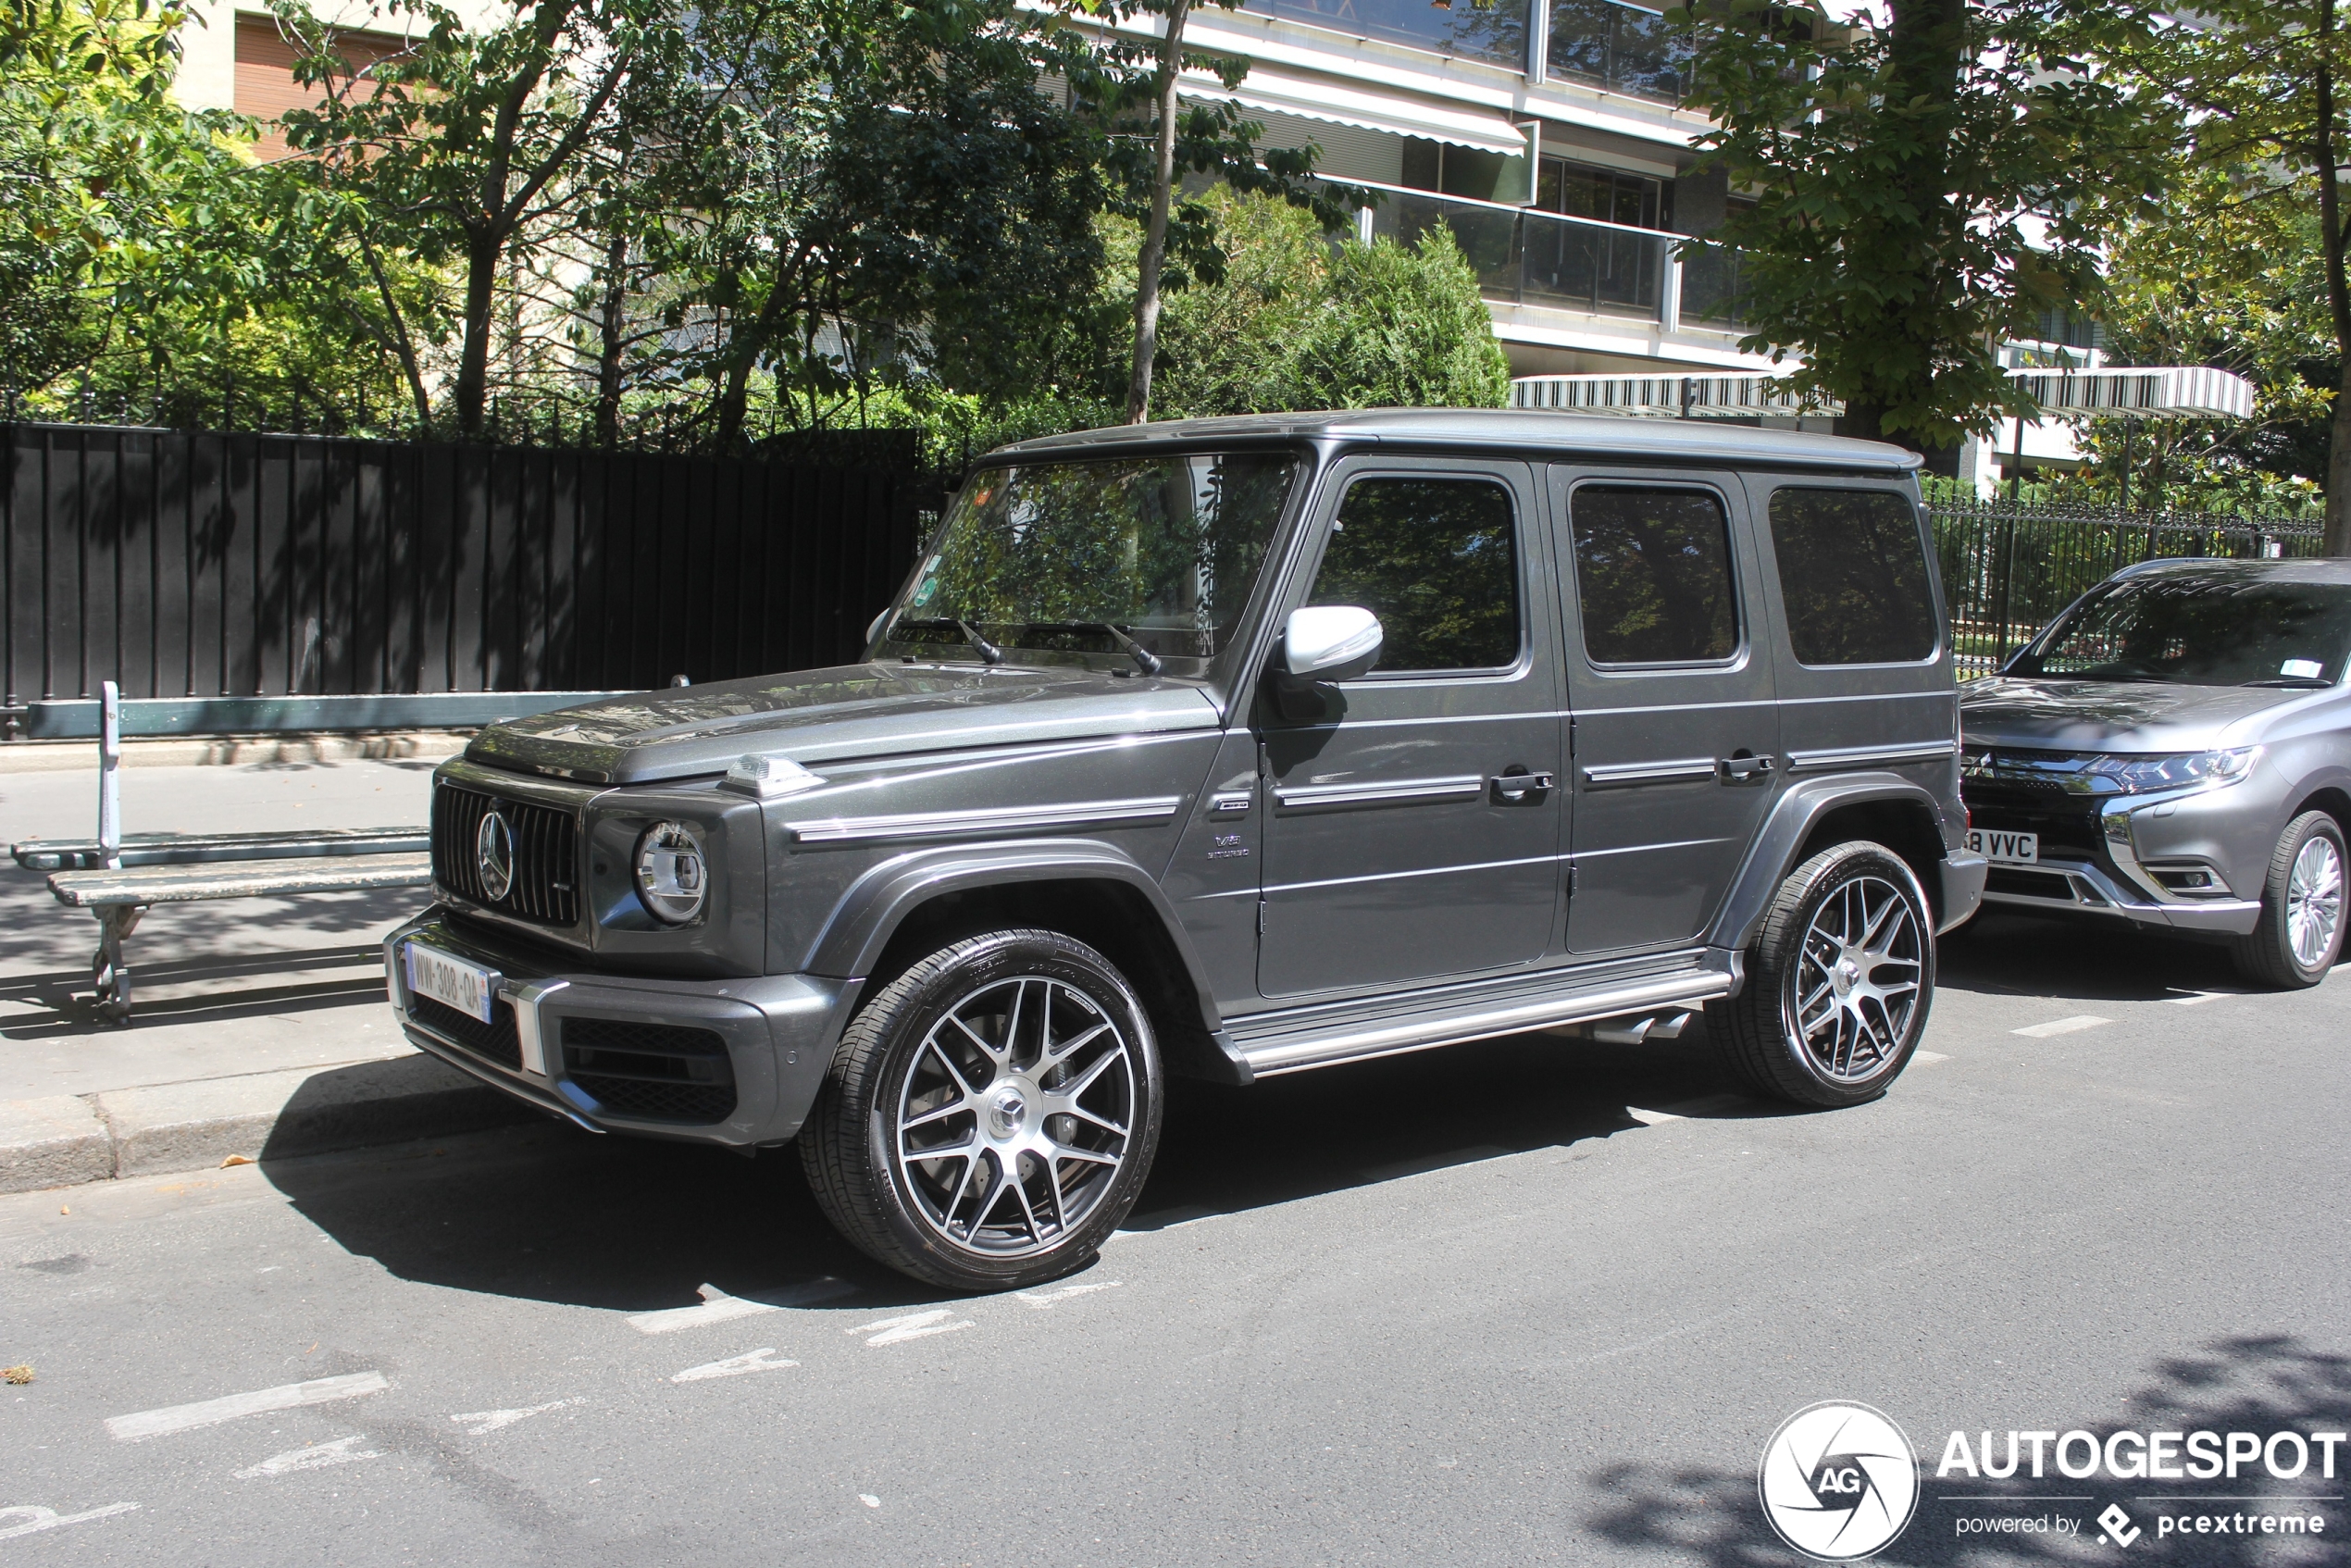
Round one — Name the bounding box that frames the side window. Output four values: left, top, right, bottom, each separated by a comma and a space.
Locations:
1569, 486, 1739, 665
1768, 489, 1938, 665
1307, 477, 1520, 672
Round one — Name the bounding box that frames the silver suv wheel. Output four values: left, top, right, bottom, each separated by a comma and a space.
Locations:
1791, 872, 1925, 1084
2233, 811, 2347, 989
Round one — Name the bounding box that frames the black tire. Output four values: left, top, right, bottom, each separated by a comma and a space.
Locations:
2230, 810, 2347, 989
1708, 840, 1935, 1109
799, 928, 1163, 1292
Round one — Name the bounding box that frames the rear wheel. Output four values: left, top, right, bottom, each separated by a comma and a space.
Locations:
2231, 811, 2345, 989
799, 928, 1163, 1291
1710, 841, 1934, 1109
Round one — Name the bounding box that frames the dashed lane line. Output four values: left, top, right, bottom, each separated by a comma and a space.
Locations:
451, 1398, 586, 1436
627, 1278, 855, 1336
1014, 1281, 1121, 1310
1914, 1050, 1951, 1065
2168, 989, 2246, 1005
851, 1310, 974, 1347
0, 1504, 140, 1541
2012, 1014, 2112, 1039
106, 1372, 390, 1442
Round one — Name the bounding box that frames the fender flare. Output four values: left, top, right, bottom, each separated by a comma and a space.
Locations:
1708, 774, 1958, 955
798, 837, 1239, 1071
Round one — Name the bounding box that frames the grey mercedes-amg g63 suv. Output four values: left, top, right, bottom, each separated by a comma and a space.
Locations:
387, 409, 1984, 1289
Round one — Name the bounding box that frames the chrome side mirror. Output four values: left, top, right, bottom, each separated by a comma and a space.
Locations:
1280, 605, 1383, 684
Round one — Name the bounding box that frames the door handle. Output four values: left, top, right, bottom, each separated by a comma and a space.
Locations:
1717, 753, 1776, 783
1490, 770, 1556, 799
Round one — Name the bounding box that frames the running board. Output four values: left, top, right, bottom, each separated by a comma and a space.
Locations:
1222, 951, 1740, 1078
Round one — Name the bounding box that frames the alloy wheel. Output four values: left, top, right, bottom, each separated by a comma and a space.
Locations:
2286, 833, 2345, 972
892, 976, 1139, 1259
1790, 874, 1924, 1082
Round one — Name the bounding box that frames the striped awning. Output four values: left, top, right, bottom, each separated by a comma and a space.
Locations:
1177, 61, 1529, 157
1511, 365, 2257, 422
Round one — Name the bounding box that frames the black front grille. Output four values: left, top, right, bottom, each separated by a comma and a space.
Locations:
1986, 866, 2083, 901
410, 993, 523, 1070
431, 784, 579, 926
1960, 784, 2108, 862
561, 1017, 736, 1124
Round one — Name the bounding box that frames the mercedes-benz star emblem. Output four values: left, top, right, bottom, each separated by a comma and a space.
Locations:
476, 810, 516, 902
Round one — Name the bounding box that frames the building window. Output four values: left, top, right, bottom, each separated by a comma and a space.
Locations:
1535, 156, 1667, 230
1244, 0, 1531, 71
1546, 0, 1691, 102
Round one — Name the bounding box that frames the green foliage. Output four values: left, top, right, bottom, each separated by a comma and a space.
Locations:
1671, 0, 2166, 451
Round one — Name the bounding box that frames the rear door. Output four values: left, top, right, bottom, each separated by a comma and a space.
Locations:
1740, 475, 1956, 802
1254, 456, 1563, 999
1551, 467, 1781, 954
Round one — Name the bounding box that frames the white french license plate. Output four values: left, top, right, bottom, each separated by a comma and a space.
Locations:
1967, 828, 2039, 865
404, 941, 498, 1023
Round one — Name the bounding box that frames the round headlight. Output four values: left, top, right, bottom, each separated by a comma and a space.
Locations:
634, 821, 708, 924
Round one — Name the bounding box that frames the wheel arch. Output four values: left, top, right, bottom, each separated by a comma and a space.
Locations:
801, 840, 1248, 1084
1710, 777, 1955, 954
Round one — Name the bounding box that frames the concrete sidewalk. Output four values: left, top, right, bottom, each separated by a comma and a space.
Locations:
0, 754, 539, 1194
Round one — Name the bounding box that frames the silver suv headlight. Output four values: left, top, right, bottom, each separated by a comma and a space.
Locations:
633, 820, 708, 924
2084, 745, 2261, 795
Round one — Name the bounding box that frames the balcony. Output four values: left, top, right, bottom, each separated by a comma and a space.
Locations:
1546, 0, 1692, 103
1359, 181, 1745, 330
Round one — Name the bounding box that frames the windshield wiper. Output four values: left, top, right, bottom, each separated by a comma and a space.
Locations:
954, 619, 1006, 666
1082, 622, 1163, 676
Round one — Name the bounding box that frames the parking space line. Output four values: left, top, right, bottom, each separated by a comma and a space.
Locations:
2012, 1015, 2112, 1038
1914, 1051, 1950, 1065
451, 1398, 585, 1436
2167, 989, 2245, 1006
1625, 1107, 1683, 1126
1014, 1281, 1121, 1310
851, 1310, 974, 1347
670, 1349, 797, 1383
0, 1503, 140, 1541
106, 1372, 390, 1442
233, 1435, 382, 1479
628, 1277, 858, 1334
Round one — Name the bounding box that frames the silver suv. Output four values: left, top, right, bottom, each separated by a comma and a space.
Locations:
388, 410, 1984, 1289
1961, 557, 2351, 987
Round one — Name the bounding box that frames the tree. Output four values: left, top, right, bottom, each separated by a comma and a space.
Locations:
2096, 0, 2351, 548
1671, 0, 2160, 454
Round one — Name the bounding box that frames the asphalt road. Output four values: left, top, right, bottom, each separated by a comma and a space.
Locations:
3, 910, 2345, 1566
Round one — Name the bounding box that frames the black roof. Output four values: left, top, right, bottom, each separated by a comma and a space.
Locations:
997, 407, 1924, 476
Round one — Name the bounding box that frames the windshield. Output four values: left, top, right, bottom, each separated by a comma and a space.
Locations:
887, 453, 1299, 666
2010, 574, 2351, 687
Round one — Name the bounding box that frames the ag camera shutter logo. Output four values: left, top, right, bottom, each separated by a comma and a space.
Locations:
1759, 1400, 1921, 1560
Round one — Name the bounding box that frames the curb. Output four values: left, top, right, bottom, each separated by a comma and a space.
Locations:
0, 732, 472, 773
0, 1054, 541, 1194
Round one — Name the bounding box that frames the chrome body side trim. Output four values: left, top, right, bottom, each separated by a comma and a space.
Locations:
1272, 775, 1486, 810
1785, 740, 1959, 774
787, 796, 1185, 845
505, 977, 569, 1076
1979, 856, 2262, 934
1581, 756, 1719, 788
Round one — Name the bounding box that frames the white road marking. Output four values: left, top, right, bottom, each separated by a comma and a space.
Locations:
1360, 1145, 1509, 1181
450, 1398, 585, 1436
1625, 1107, 1683, 1126
0, 1503, 139, 1541
234, 1435, 382, 1480
2013, 1014, 2112, 1038
1913, 1051, 1950, 1065
1014, 1281, 1122, 1310
627, 1278, 857, 1334
1111, 1204, 1217, 1238
859, 1494, 881, 1508
2168, 989, 2244, 1006
106, 1372, 390, 1442
670, 1349, 797, 1383
851, 1310, 974, 1347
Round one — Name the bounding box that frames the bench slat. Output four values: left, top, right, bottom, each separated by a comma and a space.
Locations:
47, 853, 434, 907
13, 827, 428, 871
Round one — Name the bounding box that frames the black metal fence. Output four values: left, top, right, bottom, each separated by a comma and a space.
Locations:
2, 421, 933, 713
1928, 498, 2329, 678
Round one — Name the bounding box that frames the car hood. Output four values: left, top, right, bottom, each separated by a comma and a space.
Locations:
466, 664, 1224, 785
1959, 676, 2307, 753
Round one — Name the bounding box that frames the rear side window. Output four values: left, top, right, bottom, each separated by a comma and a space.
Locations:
1768, 489, 1938, 665
1307, 477, 1520, 671
1569, 486, 1739, 665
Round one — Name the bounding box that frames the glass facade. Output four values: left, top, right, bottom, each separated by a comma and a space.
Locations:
1244, 0, 1531, 69
1546, 0, 1691, 102
1375, 190, 1669, 319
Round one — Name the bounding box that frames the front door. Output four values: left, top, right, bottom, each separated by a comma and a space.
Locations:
1553, 468, 1782, 954
1255, 458, 1563, 1000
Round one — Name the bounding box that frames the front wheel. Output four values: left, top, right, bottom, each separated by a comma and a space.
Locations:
799, 928, 1163, 1291
2231, 811, 2346, 989
1709, 841, 1935, 1109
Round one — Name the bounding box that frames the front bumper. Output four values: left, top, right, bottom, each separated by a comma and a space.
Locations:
385, 908, 851, 1146
1963, 783, 2268, 937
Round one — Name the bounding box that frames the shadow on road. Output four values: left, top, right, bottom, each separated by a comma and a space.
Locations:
1586, 1334, 2351, 1565
1941, 909, 2250, 1002
258, 1027, 1799, 1313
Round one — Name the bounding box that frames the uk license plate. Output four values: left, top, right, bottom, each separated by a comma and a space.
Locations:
1966, 828, 2039, 865
404, 941, 497, 1023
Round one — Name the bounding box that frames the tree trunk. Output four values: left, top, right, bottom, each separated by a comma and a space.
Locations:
1126, 0, 1193, 425
2317, 0, 2351, 554
593, 230, 629, 448
454, 229, 502, 438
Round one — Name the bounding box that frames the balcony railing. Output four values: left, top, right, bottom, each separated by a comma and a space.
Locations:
1546, 0, 1692, 103
1677, 241, 1747, 329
